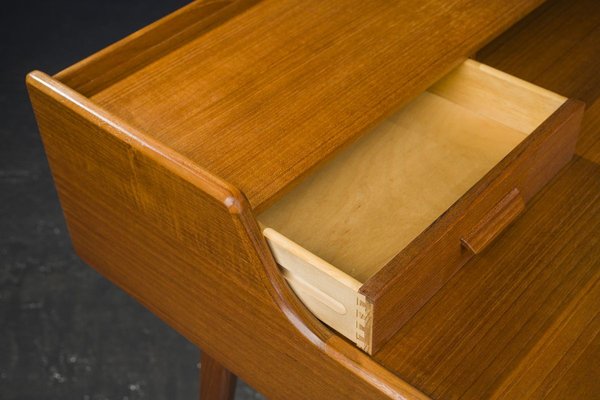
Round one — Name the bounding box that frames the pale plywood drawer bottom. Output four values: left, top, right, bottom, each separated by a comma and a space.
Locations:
258, 59, 571, 352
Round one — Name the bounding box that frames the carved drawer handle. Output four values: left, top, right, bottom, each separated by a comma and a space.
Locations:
461, 188, 526, 254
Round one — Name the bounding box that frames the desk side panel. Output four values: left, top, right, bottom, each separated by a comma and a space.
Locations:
26, 72, 428, 400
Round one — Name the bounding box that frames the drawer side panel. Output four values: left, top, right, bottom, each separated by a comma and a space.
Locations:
263, 228, 374, 351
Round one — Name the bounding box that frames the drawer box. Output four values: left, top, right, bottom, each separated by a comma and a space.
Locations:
259, 60, 583, 353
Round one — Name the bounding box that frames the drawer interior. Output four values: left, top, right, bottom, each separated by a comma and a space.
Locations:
258, 60, 565, 284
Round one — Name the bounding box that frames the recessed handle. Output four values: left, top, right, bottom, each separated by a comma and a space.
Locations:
461, 188, 525, 254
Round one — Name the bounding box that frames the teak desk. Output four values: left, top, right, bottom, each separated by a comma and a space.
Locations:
28, 0, 599, 398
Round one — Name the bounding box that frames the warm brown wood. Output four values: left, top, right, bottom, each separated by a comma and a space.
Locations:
76, 0, 544, 212
200, 353, 237, 400
476, 0, 600, 163
375, 1, 600, 399
26, 0, 599, 398
360, 98, 583, 352
376, 156, 600, 400
26, 72, 429, 400
55, 0, 260, 96
460, 188, 525, 255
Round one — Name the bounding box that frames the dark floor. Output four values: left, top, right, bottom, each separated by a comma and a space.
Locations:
0, 1, 262, 399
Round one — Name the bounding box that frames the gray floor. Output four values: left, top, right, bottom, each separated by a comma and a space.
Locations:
0, 1, 263, 399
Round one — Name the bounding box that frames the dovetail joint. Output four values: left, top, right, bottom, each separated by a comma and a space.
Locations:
355, 295, 373, 353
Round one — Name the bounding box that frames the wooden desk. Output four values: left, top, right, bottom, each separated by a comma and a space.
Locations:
27, 0, 598, 398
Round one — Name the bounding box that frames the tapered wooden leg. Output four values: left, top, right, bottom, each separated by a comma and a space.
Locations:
200, 352, 237, 400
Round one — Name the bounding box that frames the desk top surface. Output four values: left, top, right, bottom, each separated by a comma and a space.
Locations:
374, 0, 600, 398
85, 0, 542, 210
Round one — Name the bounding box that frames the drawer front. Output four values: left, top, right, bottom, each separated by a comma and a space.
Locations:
361, 99, 584, 352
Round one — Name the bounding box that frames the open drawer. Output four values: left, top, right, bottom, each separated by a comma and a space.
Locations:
258, 60, 583, 354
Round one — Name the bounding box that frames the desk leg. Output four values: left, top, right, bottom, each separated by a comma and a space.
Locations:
200, 352, 237, 400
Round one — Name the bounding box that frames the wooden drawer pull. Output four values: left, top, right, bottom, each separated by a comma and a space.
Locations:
461, 188, 525, 254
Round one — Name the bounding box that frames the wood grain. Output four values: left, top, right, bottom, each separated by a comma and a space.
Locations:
26, 0, 600, 398
55, 0, 260, 96
200, 353, 237, 400
375, 0, 600, 398
460, 188, 525, 255
429, 60, 565, 133
27, 72, 429, 400
476, 0, 600, 163
375, 156, 600, 399
83, 0, 545, 211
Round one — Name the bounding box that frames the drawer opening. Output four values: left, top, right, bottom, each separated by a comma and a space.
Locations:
259, 60, 565, 284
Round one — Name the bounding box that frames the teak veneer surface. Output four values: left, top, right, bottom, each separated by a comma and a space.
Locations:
374, 0, 600, 399
86, 0, 544, 211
